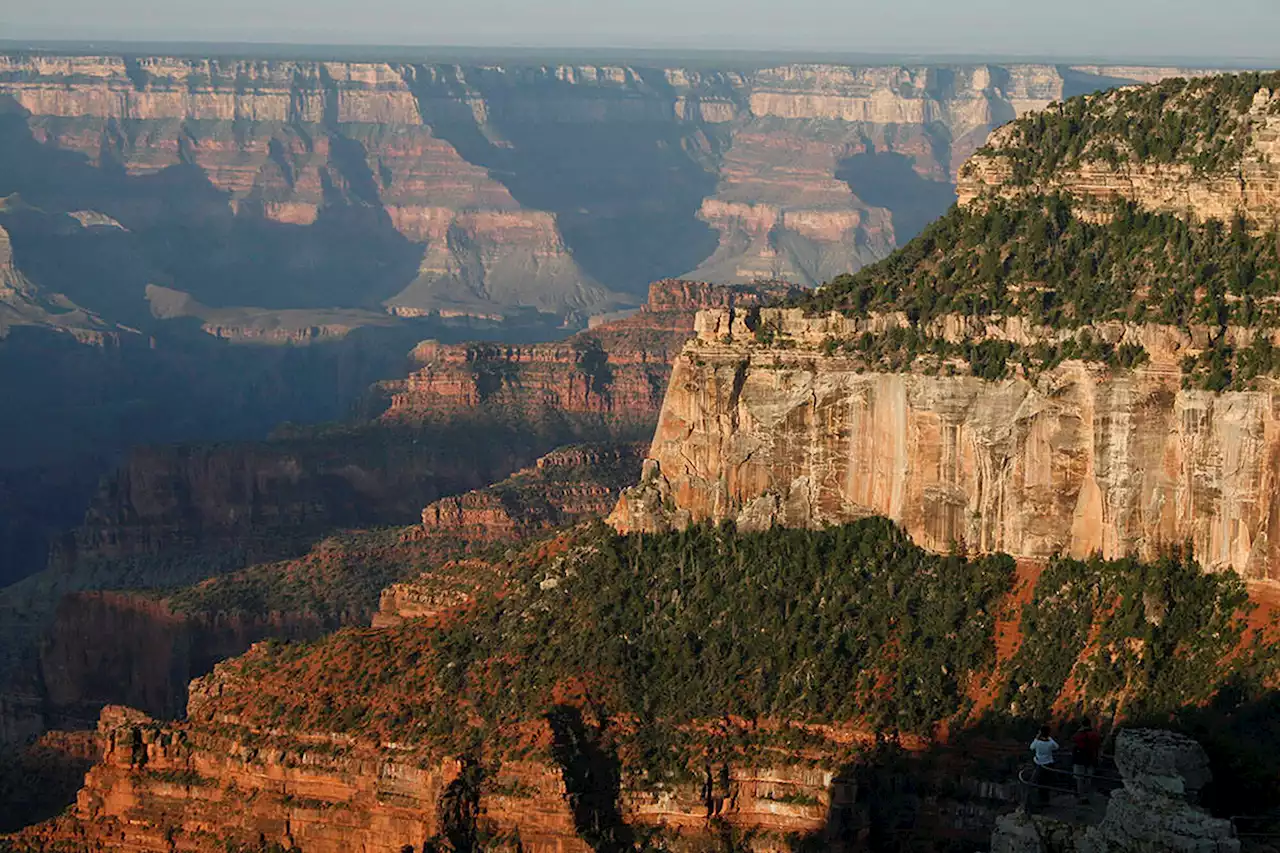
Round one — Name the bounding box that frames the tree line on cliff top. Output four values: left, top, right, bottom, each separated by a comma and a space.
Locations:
992, 70, 1280, 180
788, 70, 1280, 388
792, 193, 1280, 388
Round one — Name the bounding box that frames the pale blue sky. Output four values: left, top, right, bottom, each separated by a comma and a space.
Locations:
2, 0, 1276, 62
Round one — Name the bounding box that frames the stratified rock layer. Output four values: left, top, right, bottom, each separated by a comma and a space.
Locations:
957, 87, 1280, 225
0, 53, 1211, 312
380, 279, 801, 425
611, 309, 1280, 579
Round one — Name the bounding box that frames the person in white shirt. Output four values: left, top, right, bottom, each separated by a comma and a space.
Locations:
1029, 725, 1060, 810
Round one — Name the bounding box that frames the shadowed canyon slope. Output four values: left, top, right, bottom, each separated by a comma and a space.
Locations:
0, 53, 1213, 317
612, 72, 1280, 579
0, 280, 774, 745
0, 54, 1211, 582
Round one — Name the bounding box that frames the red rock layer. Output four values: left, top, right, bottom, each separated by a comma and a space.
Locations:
377, 442, 646, 626
380, 279, 802, 423
56, 431, 473, 569
417, 443, 646, 542
18, 707, 857, 853
46, 280, 784, 568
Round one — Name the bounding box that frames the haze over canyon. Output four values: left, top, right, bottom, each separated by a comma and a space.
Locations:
3, 43, 1280, 853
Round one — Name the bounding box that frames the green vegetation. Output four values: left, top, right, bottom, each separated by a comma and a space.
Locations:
792, 193, 1280, 386
799, 195, 1280, 330
209, 520, 1014, 777
820, 325, 1150, 382
1000, 549, 1275, 723
993, 547, 1280, 817
782, 73, 1280, 386
986, 72, 1280, 181
434, 519, 1013, 738
212, 521, 1280, 784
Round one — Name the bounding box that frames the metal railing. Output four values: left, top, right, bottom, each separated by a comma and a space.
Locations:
1015, 755, 1123, 817
1230, 815, 1280, 841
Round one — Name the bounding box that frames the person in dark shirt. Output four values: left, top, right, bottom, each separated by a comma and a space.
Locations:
1072, 717, 1102, 803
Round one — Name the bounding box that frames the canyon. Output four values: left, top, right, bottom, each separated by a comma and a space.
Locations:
5, 59, 1280, 853
0, 53, 1212, 323
32, 441, 645, 732
58, 279, 782, 573
0, 53, 1209, 586
10, 515, 1275, 853
0, 279, 767, 748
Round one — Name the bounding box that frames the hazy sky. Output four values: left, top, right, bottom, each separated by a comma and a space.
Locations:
2, 0, 1277, 62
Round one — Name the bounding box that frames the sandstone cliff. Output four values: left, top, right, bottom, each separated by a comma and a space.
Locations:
0, 218, 118, 341
415, 443, 646, 544
0, 52, 1210, 318
50, 280, 771, 572
611, 306, 1280, 579
613, 72, 1280, 581
14, 703, 861, 853
379, 279, 800, 425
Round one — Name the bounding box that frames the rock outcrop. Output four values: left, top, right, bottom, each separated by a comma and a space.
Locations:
380, 279, 801, 425
613, 72, 1280, 580
416, 442, 646, 542
21, 436, 654, 733
12, 703, 856, 853
610, 308, 1280, 578
989, 729, 1238, 853
56, 427, 486, 570
0, 219, 117, 341
52, 280, 776, 572
376, 442, 646, 626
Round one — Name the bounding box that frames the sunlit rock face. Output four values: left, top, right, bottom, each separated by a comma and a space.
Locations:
0, 53, 1206, 318
612, 307, 1280, 581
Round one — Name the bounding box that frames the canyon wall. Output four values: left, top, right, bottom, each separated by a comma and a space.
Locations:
413, 443, 646, 545
38, 591, 334, 726
0, 53, 1207, 321
5, 441, 646, 738
380, 279, 799, 425
0, 280, 772, 747
611, 308, 1280, 579
612, 74, 1280, 580
59, 280, 776, 571
18, 705, 862, 853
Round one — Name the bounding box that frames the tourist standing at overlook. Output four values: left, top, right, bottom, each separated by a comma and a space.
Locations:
1072, 718, 1103, 803
1030, 725, 1059, 809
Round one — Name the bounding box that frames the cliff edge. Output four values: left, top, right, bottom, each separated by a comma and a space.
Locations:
612, 71, 1280, 580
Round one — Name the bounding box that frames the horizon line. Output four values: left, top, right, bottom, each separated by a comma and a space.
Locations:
0, 37, 1275, 70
